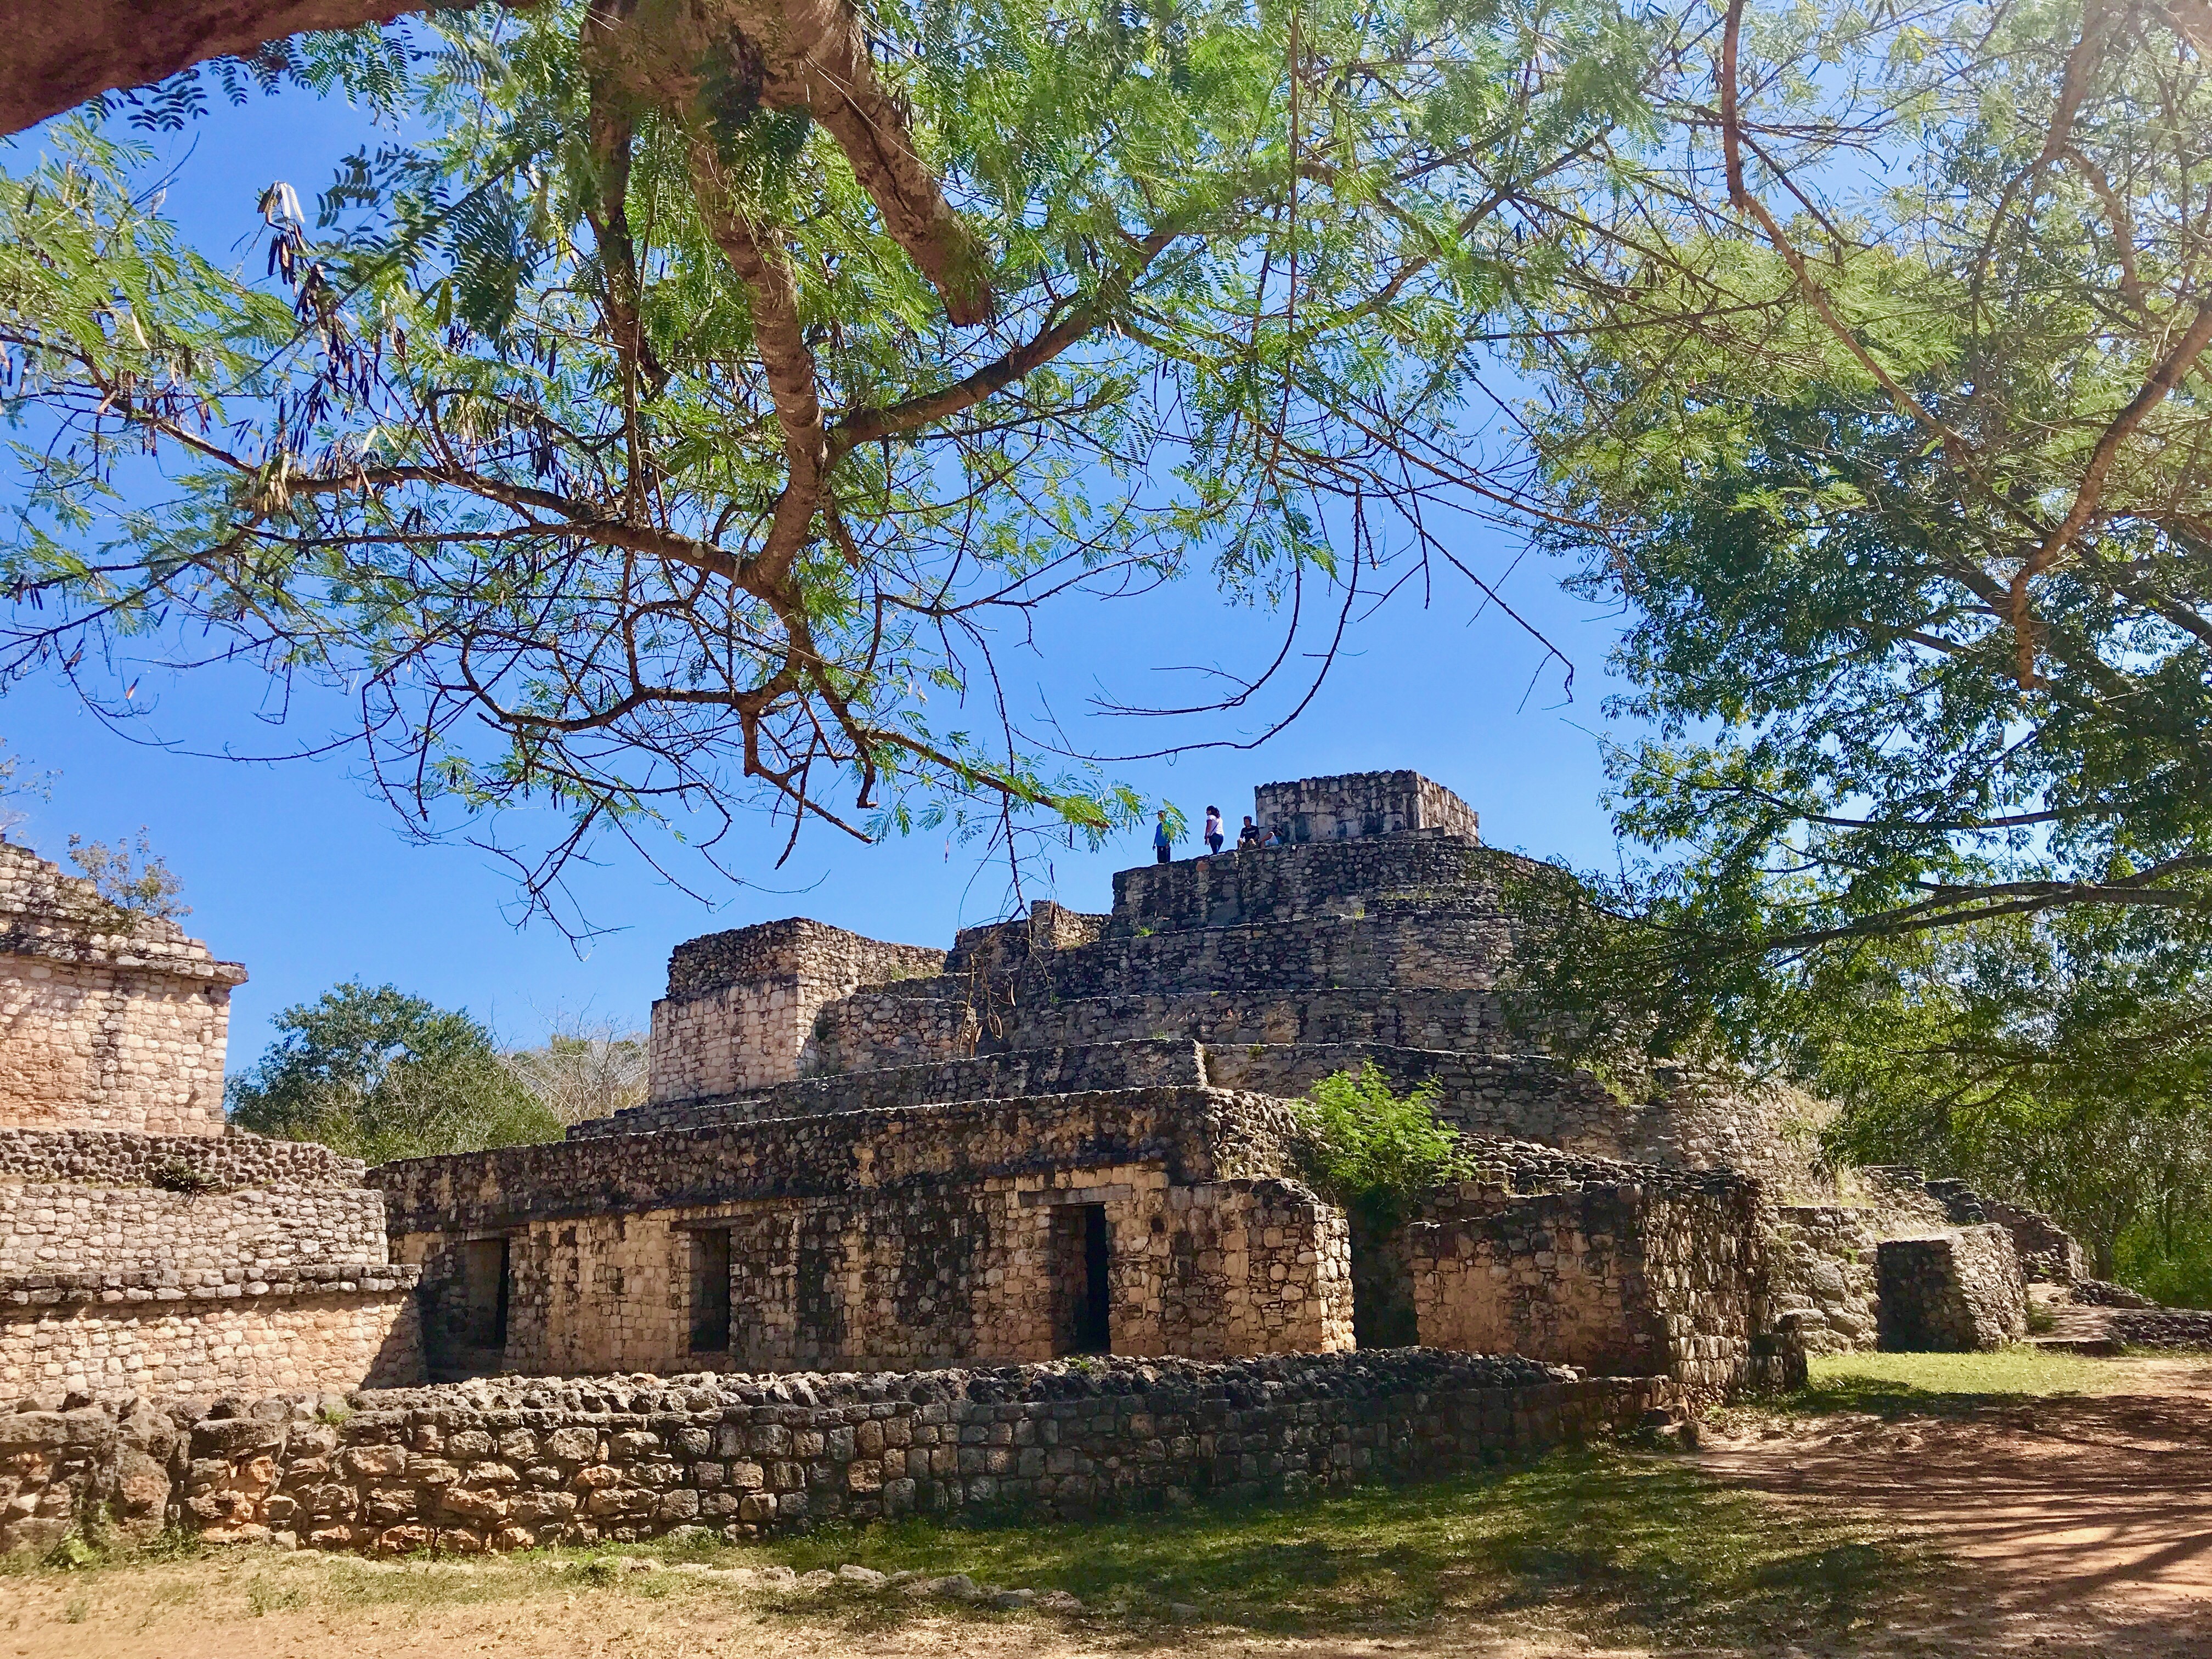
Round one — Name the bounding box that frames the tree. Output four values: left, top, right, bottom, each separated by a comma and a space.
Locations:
503, 1014, 646, 1124
1797, 911, 2212, 1299
1499, 0, 2212, 1065
65, 827, 190, 919
228, 979, 562, 1158
2, 0, 1654, 926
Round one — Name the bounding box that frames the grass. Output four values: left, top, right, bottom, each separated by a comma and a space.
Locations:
1780, 1347, 2136, 1419
6, 1449, 1944, 1646
735, 1451, 1940, 1642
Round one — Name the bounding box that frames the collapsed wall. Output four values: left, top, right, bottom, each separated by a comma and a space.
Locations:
0, 1350, 1675, 1557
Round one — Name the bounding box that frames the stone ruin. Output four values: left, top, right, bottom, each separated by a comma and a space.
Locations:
0, 771, 2086, 1554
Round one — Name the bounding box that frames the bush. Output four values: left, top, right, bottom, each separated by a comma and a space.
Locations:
1289, 1063, 1468, 1229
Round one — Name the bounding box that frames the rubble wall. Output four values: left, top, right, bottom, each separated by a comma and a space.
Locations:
0, 1351, 1674, 1557
1768, 1206, 1880, 1353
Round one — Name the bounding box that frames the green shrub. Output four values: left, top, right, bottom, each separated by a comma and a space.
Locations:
1289, 1063, 1468, 1229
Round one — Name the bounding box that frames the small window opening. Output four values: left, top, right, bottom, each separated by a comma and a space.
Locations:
1052, 1204, 1111, 1355
691, 1227, 733, 1353
462, 1236, 510, 1351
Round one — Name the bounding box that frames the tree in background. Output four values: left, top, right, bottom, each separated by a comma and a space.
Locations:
2, 0, 1658, 927
1495, 0, 2212, 1298
1796, 913, 2212, 1297
228, 979, 561, 1159
502, 1014, 646, 1125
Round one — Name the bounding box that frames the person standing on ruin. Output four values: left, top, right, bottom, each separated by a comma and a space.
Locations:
1154, 809, 1173, 864
1204, 805, 1224, 856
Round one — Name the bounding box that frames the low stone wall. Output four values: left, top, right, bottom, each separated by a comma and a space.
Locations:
1768, 1206, 1880, 1353
0, 1125, 364, 1189
0, 1283, 421, 1399
1875, 1227, 2028, 1351
0, 1350, 1675, 1558
2111, 1308, 2212, 1348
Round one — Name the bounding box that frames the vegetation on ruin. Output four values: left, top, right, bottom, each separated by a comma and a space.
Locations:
226, 978, 561, 1158
1289, 1062, 1466, 1229
63, 826, 190, 920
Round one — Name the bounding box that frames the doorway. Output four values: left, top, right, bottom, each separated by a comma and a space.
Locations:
1051, 1203, 1111, 1355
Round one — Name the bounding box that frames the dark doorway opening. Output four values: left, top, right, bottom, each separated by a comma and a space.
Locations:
1052, 1203, 1112, 1355
1348, 1215, 1419, 1348
462, 1235, 510, 1351
690, 1227, 733, 1353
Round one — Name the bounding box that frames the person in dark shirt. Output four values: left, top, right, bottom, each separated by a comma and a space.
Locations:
1153, 809, 1173, 864
1237, 815, 1262, 850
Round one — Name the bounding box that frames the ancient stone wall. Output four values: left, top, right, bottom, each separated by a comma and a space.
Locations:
1875, 1227, 2029, 1351
1107, 832, 1500, 938
0, 1287, 421, 1400
1253, 771, 1481, 845
0, 1351, 1675, 1557
0, 1125, 365, 1188
1401, 1156, 1765, 1400
579, 1039, 1209, 1138
648, 920, 946, 1104
1768, 1205, 1880, 1353
1, 1124, 425, 1400
1200, 1043, 1824, 1193
379, 1088, 1348, 1381
0, 843, 246, 1135
0, 1183, 387, 1281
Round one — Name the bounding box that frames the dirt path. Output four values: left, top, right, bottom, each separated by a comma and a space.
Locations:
1700, 1356, 2212, 1638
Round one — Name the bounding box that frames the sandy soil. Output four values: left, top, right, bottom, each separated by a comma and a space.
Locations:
1699, 1355, 2212, 1653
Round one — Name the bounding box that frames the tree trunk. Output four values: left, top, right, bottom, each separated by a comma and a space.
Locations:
1, 1, 499, 138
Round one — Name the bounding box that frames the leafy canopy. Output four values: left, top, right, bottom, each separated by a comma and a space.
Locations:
227, 979, 561, 1160
2, 0, 1661, 924
1508, 0, 2212, 1063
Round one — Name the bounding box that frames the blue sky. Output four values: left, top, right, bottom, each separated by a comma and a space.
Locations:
2, 86, 1645, 1068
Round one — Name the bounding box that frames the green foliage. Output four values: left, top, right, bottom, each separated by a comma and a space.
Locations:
64, 827, 188, 920
1289, 1063, 1466, 1229
226, 980, 560, 1161
1510, 1, 2212, 1030
1, 0, 1662, 920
